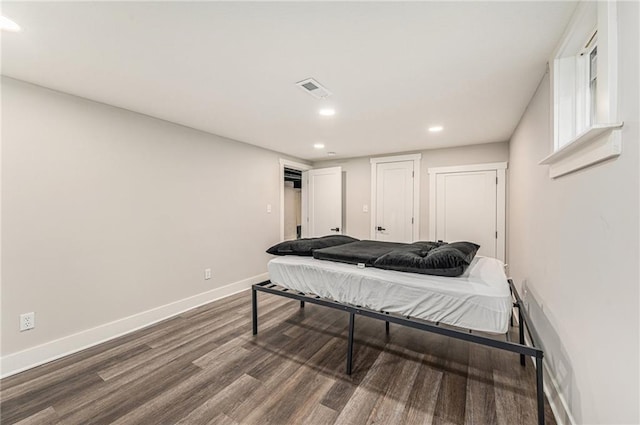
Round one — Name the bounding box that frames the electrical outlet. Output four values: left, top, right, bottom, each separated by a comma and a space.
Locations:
204, 268, 212, 280
20, 312, 35, 331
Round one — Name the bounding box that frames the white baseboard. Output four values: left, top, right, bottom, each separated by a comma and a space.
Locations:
521, 333, 576, 425
0, 273, 268, 379
539, 357, 577, 425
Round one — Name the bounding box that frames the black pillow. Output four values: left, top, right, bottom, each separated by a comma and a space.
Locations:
388, 240, 448, 256
266, 235, 360, 256
373, 241, 480, 277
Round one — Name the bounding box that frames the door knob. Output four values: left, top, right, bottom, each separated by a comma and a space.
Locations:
330, 227, 340, 232
377, 226, 386, 231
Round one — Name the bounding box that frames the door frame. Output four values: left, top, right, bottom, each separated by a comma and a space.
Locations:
427, 162, 507, 261
279, 158, 312, 241
370, 153, 421, 241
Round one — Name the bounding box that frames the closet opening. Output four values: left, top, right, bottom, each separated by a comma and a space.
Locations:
283, 167, 302, 240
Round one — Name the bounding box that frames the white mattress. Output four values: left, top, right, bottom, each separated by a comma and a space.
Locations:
267, 256, 512, 334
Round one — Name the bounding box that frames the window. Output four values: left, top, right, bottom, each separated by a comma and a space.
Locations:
588, 42, 598, 126
541, 1, 623, 178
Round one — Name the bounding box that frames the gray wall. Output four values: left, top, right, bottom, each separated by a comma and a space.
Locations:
1, 77, 289, 356
507, 2, 639, 423
314, 142, 509, 240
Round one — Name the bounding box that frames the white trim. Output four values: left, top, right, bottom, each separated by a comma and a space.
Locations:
496, 167, 506, 261
370, 154, 421, 241
370, 153, 422, 165
429, 170, 437, 240
279, 158, 312, 241
0, 272, 268, 378
597, 0, 618, 124
427, 162, 507, 262
301, 170, 309, 238
542, 358, 578, 425
520, 332, 577, 425
427, 161, 508, 175
414, 164, 420, 242
548, 1, 619, 174
539, 124, 623, 178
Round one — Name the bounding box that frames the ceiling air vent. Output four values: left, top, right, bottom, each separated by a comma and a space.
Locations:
296, 78, 332, 99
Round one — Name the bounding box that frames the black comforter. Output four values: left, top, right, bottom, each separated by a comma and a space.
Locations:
312, 240, 404, 266
312, 240, 480, 277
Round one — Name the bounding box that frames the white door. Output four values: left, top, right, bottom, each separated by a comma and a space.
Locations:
375, 161, 414, 243
435, 170, 497, 257
304, 167, 342, 238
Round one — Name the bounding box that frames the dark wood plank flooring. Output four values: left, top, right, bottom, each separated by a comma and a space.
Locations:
1, 290, 556, 424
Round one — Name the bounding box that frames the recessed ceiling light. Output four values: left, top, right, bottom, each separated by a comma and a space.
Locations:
319, 108, 335, 117
0, 16, 21, 32
428, 125, 444, 132
327, 152, 337, 156
314, 143, 325, 149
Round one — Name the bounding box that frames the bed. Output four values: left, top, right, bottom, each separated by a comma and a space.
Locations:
252, 239, 546, 424
267, 255, 512, 333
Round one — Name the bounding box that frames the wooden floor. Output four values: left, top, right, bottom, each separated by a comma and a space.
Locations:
1, 290, 556, 425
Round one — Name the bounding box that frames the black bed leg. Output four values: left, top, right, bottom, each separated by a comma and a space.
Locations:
385, 321, 390, 335
536, 355, 545, 425
300, 301, 305, 308
252, 288, 258, 335
346, 313, 355, 375
518, 306, 525, 366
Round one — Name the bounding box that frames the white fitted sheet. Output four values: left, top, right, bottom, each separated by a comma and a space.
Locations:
268, 255, 512, 334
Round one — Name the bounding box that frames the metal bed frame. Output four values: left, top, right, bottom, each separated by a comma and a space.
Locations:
252, 278, 546, 425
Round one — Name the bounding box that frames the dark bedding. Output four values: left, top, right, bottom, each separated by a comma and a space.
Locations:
312, 239, 480, 277
266, 235, 359, 256
268, 234, 481, 277
373, 241, 480, 277
312, 240, 405, 266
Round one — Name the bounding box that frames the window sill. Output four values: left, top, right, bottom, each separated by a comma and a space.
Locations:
539, 123, 624, 178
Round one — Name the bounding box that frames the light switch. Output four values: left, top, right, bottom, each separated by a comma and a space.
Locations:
267, 204, 272, 213
363, 204, 369, 213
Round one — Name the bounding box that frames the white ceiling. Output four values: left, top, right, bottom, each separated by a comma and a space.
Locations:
1, 1, 576, 160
